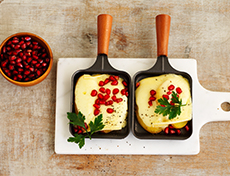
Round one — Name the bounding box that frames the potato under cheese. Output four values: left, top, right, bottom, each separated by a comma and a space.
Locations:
135, 74, 192, 134
74, 74, 128, 131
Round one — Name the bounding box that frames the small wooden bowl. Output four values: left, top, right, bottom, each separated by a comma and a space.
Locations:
0, 32, 53, 86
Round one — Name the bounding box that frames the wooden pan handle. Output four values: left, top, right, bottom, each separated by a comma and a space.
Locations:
97, 14, 113, 55
156, 14, 171, 57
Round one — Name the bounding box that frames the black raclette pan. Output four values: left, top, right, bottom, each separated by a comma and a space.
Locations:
132, 14, 193, 140
70, 14, 131, 139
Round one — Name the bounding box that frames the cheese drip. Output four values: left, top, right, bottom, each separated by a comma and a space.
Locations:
75, 74, 128, 131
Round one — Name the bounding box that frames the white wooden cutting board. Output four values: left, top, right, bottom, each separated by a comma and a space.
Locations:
55, 58, 230, 155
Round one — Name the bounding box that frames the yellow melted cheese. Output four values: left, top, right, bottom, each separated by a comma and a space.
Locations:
75, 74, 128, 131
135, 74, 192, 130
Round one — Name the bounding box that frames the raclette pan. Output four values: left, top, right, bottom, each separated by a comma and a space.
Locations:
70, 14, 131, 139
132, 14, 193, 140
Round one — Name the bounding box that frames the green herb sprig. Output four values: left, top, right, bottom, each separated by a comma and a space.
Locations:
154, 91, 186, 120
67, 111, 105, 149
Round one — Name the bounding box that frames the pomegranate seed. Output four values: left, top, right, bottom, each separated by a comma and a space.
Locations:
33, 45, 38, 50
26, 41, 31, 46
14, 45, 20, 49
17, 63, 23, 68
95, 99, 100, 105
41, 53, 47, 58
167, 91, 172, 95
32, 41, 38, 45
109, 75, 116, 81
98, 93, 104, 100
185, 125, 189, 131
160, 104, 165, 107
25, 36, 31, 41
12, 39, 19, 44
104, 78, 110, 85
105, 100, 113, 106
29, 74, 35, 78
150, 90, 156, 96
112, 95, 117, 101
136, 82, 140, 88
7, 41, 12, 45
111, 80, 118, 85
168, 84, 175, 91
24, 77, 30, 81
176, 129, 181, 135
116, 98, 123, 103
16, 58, 22, 63
99, 87, 106, 93
31, 60, 37, 65
170, 101, 175, 106
99, 100, 105, 105
148, 100, 153, 106
19, 52, 24, 57
103, 94, 110, 101
18, 68, 23, 72
170, 129, 176, 134
1, 60, 8, 67
98, 81, 104, 86
78, 129, 83, 134
73, 127, 78, 133
24, 70, 30, 75
41, 63, 47, 67
10, 56, 16, 61
176, 87, 182, 94
13, 70, 18, 75
25, 52, 31, 56
33, 55, 39, 60
112, 88, 119, 95
38, 59, 43, 63
121, 89, 126, 95
17, 74, 23, 79
107, 108, 114, 113
19, 40, 24, 45
84, 122, 88, 130
9, 65, 14, 70
6, 46, 11, 51
122, 81, 127, 87
21, 43, 26, 49
35, 63, 40, 68
94, 109, 100, 116
2, 46, 6, 53
45, 58, 49, 63
13, 75, 17, 80
105, 88, 111, 95
91, 90, 97, 97
169, 125, 174, 129
10, 61, 16, 65
93, 104, 100, 109
162, 94, 169, 100
36, 70, 41, 76
125, 91, 129, 97
29, 67, 34, 72
27, 49, 32, 53
149, 97, 156, 101
164, 127, 169, 134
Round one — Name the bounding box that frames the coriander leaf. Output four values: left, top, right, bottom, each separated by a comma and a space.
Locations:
67, 111, 85, 128
67, 134, 85, 149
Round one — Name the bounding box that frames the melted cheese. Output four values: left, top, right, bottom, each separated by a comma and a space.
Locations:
135, 74, 192, 130
75, 74, 128, 131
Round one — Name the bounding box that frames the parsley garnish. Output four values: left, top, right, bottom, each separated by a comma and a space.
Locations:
154, 91, 186, 120
67, 112, 105, 149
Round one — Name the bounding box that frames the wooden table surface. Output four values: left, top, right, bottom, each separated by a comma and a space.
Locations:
1, 0, 230, 175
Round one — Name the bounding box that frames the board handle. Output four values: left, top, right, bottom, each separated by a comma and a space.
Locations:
97, 14, 113, 56
156, 14, 171, 57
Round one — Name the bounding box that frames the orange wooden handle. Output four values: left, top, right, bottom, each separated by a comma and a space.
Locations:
97, 14, 113, 55
156, 14, 171, 57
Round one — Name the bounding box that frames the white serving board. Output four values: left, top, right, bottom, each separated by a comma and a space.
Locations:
55, 58, 230, 155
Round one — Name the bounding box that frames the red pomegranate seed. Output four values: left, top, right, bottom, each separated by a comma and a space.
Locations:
10, 61, 16, 65
14, 45, 20, 49
29, 67, 34, 72
99, 81, 104, 86
93, 104, 100, 109
24, 77, 30, 81
185, 125, 189, 131
95, 99, 100, 105
38, 59, 43, 63
116, 98, 123, 103
136, 82, 140, 88
78, 129, 83, 134
33, 45, 38, 50
122, 81, 127, 87
12, 39, 19, 44
107, 108, 114, 113
19, 40, 24, 45
170, 101, 175, 106
121, 89, 126, 95
112, 95, 117, 101
160, 104, 165, 107
21, 43, 26, 49
150, 90, 156, 96
164, 127, 169, 134
29, 74, 35, 78
105, 100, 113, 106
18, 68, 23, 72
73, 127, 78, 133
35, 63, 40, 68
162, 94, 169, 100
176, 129, 181, 135
10, 56, 16, 61
24, 70, 30, 75
167, 91, 172, 95
109, 75, 116, 81
104, 78, 110, 85
7, 41, 12, 45
168, 84, 175, 91
114, 75, 119, 80
6, 46, 11, 51
17, 74, 23, 79
111, 80, 118, 85
98, 93, 104, 100
99, 87, 106, 93
91, 89, 97, 97
13, 75, 17, 80
149, 97, 156, 101
31, 60, 37, 65
13, 70, 18, 75
17, 63, 23, 68
99, 100, 105, 105
1, 60, 8, 67
32, 41, 38, 45
36, 70, 41, 76
41, 63, 47, 67
176, 87, 182, 94
148, 100, 153, 106
41, 53, 47, 58
103, 94, 110, 101
26, 41, 31, 46
112, 88, 119, 95
33, 55, 39, 60
27, 49, 32, 53
170, 129, 176, 134
168, 125, 174, 129
105, 88, 111, 95
2, 46, 6, 53
25, 36, 31, 41
125, 91, 128, 97
84, 122, 88, 130
9, 65, 14, 70
16, 58, 22, 63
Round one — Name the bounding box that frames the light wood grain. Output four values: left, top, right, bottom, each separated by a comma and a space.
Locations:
1, 0, 230, 175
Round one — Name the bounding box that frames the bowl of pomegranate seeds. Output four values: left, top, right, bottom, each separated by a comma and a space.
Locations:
0, 32, 53, 86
